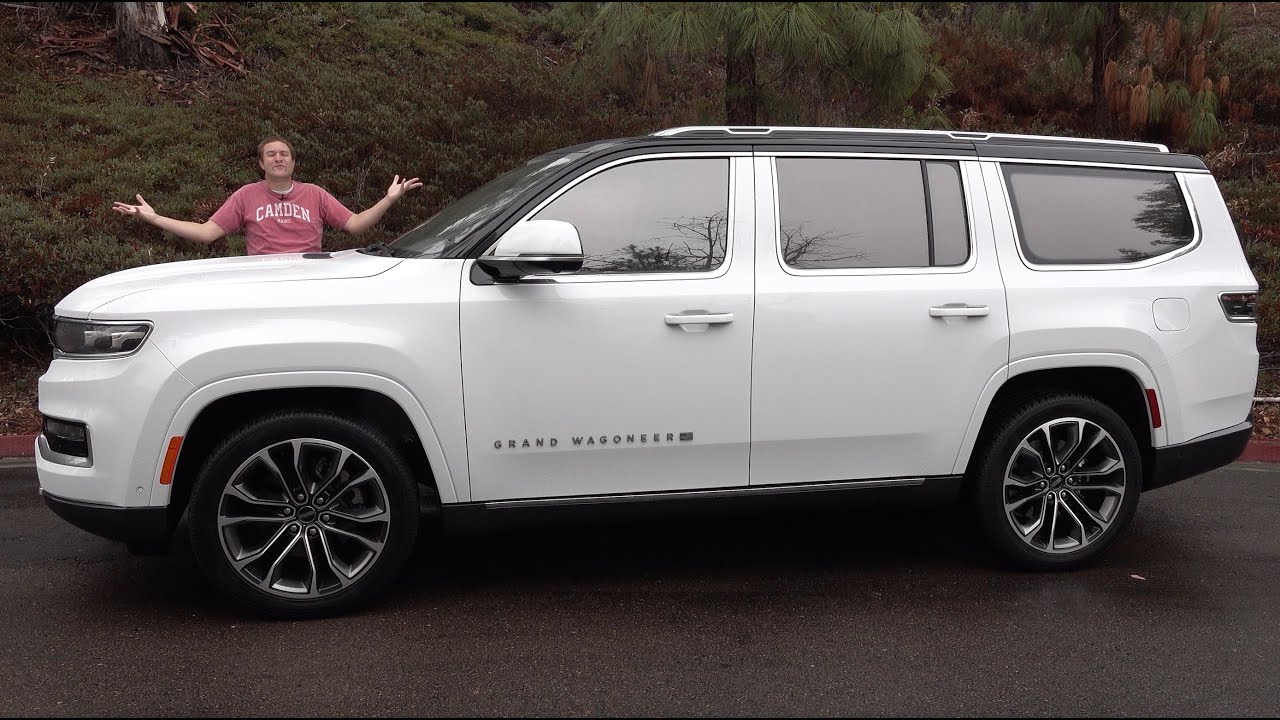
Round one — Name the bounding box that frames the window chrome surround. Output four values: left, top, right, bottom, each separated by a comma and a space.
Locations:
993, 162, 1203, 273
486, 152, 749, 284
762, 153, 981, 277
982, 156, 1209, 175
653, 126, 1171, 153
52, 318, 155, 360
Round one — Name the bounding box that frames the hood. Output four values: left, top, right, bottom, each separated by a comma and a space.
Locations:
56, 249, 403, 318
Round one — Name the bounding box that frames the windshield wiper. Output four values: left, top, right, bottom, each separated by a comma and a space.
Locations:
358, 242, 418, 258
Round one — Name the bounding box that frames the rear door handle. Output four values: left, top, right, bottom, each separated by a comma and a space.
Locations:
665, 312, 734, 325
665, 311, 734, 332
929, 304, 991, 318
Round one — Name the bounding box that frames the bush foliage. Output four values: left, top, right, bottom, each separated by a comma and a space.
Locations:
3, 1, 1280, 359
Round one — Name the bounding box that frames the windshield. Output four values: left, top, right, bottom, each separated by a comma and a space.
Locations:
390, 151, 582, 257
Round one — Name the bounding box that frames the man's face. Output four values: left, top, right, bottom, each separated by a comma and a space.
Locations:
259, 142, 295, 181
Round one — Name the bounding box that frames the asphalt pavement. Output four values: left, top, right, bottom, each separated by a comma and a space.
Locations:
1, 461, 1277, 717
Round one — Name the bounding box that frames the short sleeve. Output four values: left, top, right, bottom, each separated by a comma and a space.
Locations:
209, 188, 246, 234
318, 188, 355, 230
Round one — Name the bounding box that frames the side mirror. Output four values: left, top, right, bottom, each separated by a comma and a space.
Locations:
476, 220, 584, 281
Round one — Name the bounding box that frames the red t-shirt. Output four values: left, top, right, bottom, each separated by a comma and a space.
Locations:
209, 181, 355, 255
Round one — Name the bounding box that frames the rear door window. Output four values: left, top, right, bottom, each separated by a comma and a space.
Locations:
1002, 165, 1195, 265
775, 158, 969, 270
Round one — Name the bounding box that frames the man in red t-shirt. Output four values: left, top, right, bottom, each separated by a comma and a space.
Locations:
112, 137, 422, 255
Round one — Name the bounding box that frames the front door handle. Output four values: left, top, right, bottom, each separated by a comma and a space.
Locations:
929, 304, 991, 318
665, 311, 734, 333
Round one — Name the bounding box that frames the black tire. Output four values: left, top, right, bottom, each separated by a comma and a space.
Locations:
188, 411, 420, 618
970, 393, 1142, 570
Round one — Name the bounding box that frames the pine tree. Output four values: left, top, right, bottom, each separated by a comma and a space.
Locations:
1010, 2, 1225, 149
586, 2, 948, 125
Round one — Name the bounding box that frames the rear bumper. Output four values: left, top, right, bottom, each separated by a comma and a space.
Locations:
1147, 421, 1252, 491
41, 489, 170, 549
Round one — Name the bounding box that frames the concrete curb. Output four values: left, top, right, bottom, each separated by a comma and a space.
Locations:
4, 432, 1280, 463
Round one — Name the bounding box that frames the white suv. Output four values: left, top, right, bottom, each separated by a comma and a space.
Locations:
38, 127, 1259, 617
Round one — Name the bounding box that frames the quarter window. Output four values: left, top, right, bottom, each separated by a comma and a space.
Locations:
775, 158, 969, 270
1003, 165, 1195, 265
532, 158, 729, 274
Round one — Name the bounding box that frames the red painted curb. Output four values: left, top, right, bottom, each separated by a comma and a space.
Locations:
0, 435, 36, 458
2, 433, 1280, 462
1237, 439, 1280, 463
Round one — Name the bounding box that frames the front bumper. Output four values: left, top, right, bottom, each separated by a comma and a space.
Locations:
41, 489, 170, 549
37, 343, 193, 507
1147, 421, 1252, 491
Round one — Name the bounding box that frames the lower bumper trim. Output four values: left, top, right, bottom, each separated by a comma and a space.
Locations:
40, 490, 170, 548
1147, 421, 1252, 491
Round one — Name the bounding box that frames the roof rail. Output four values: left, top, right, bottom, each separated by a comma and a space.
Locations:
651, 126, 1169, 153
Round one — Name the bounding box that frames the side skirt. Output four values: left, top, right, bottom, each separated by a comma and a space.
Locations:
439, 475, 964, 534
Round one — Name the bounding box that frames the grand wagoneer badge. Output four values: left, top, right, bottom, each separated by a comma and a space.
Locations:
494, 432, 694, 450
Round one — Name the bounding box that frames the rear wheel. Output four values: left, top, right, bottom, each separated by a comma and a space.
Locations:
188, 411, 420, 618
971, 394, 1142, 570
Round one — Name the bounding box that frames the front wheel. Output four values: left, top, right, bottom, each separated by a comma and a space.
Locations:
971, 394, 1143, 570
188, 411, 420, 618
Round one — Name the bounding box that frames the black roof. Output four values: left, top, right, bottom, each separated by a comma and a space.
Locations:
558, 126, 1207, 172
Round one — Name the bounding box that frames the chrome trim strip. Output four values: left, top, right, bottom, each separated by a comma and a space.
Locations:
757, 152, 1207, 174
652, 126, 1169, 152
490, 255, 583, 263
979, 156, 1208, 174
762, 151, 978, 163
1167, 421, 1253, 448
482, 476, 933, 509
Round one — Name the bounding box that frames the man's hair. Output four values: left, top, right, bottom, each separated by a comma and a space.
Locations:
257, 137, 296, 161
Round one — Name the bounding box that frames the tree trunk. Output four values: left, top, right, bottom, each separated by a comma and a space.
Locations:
116, 2, 172, 69
724, 26, 758, 125
1091, 2, 1122, 130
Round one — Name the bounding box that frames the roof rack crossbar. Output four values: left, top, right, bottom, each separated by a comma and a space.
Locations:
650, 126, 1169, 153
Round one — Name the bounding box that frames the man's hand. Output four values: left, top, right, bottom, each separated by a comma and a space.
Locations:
112, 194, 158, 221
385, 175, 423, 202
347, 176, 425, 234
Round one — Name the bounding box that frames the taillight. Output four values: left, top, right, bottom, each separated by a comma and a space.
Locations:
1220, 292, 1258, 322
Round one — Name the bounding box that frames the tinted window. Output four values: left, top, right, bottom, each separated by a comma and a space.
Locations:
1003, 165, 1195, 264
927, 162, 969, 266
776, 158, 968, 269
532, 158, 729, 274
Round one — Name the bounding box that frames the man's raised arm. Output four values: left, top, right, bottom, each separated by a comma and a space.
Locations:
112, 194, 226, 245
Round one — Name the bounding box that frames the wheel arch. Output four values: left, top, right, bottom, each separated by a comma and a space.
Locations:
954, 355, 1162, 490
153, 372, 457, 531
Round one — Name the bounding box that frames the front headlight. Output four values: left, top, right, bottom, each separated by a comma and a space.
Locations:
53, 318, 152, 357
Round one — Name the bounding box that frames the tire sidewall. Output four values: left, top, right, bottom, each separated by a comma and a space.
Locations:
188, 412, 419, 618
975, 395, 1143, 570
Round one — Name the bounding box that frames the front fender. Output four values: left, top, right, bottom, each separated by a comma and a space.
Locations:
150, 371, 459, 506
